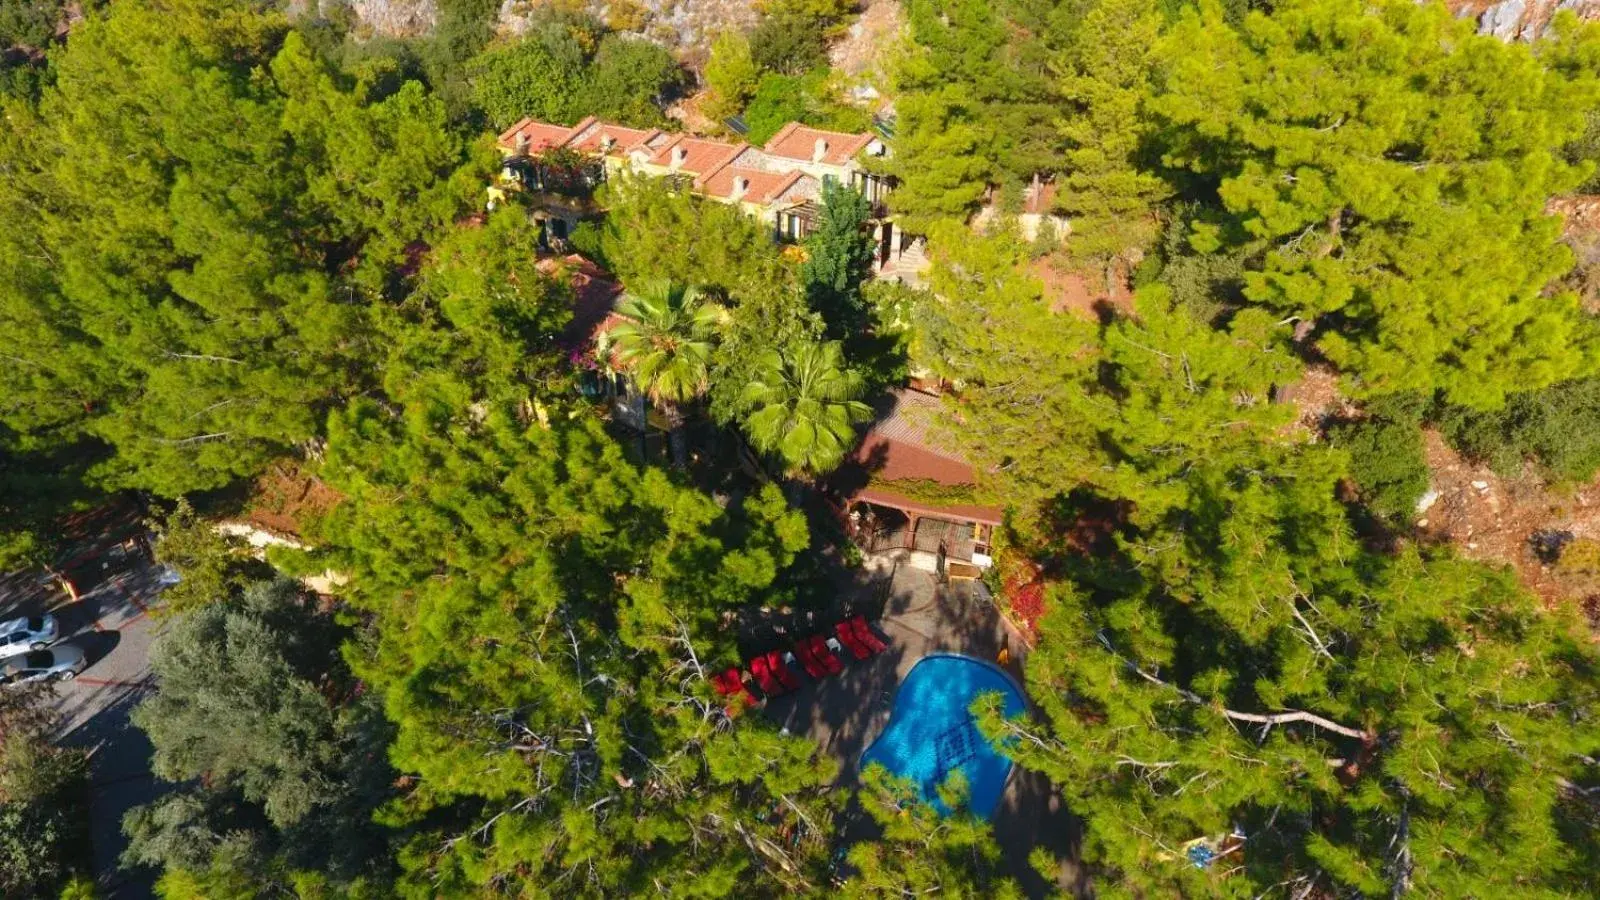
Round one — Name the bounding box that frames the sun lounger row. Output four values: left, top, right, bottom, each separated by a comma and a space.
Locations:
711, 615, 889, 708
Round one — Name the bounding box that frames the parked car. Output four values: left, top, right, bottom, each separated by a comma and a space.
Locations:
0, 645, 87, 686
0, 615, 59, 660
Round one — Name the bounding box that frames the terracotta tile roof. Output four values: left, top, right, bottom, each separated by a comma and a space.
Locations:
565, 121, 655, 156
863, 389, 965, 461
853, 432, 973, 486
500, 118, 879, 169
624, 129, 665, 153
835, 390, 1000, 524
538, 255, 626, 350
763, 123, 877, 167
495, 117, 871, 210
497, 118, 579, 154
645, 135, 745, 177
700, 166, 806, 203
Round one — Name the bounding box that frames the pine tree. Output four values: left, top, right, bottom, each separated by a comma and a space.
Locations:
1051, 0, 1169, 271
1153, 0, 1600, 408
0, 685, 88, 898
843, 767, 1026, 898
0, 0, 468, 497
590, 173, 796, 300
886, 0, 1062, 228
801, 180, 878, 338
382, 208, 576, 408
144, 498, 272, 618
311, 393, 837, 896
704, 30, 759, 124
937, 270, 1600, 896
907, 223, 1103, 507
1004, 536, 1600, 897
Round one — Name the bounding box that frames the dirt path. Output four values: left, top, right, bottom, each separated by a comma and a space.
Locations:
1417, 430, 1600, 616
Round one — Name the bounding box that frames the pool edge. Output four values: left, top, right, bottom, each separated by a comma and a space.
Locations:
855, 651, 1030, 820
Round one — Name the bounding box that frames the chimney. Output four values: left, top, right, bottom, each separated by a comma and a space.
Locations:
812, 137, 828, 162
514, 132, 531, 156
671, 145, 688, 168
600, 134, 616, 152
731, 175, 750, 200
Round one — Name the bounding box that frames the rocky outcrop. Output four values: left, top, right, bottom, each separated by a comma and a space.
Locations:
1464, 0, 1600, 41
350, 0, 437, 37
496, 0, 757, 57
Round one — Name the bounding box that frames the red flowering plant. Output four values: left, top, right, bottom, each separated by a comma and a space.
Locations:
1001, 572, 1048, 641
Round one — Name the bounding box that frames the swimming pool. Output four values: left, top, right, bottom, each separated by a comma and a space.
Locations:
859, 653, 1027, 819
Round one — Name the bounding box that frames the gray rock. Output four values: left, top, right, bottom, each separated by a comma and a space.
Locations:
1416, 489, 1441, 515
1479, 0, 1526, 40
348, 0, 437, 37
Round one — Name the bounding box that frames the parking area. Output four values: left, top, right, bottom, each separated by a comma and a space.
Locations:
1, 545, 169, 898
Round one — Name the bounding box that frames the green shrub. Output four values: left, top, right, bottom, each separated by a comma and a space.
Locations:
749, 14, 829, 76
1329, 413, 1429, 522
1556, 537, 1600, 596
1438, 377, 1600, 483
703, 30, 760, 123
865, 477, 985, 507
568, 219, 608, 267
1364, 391, 1430, 426
0, 689, 90, 899
468, 12, 684, 130
470, 32, 590, 128
743, 70, 871, 146
583, 34, 682, 125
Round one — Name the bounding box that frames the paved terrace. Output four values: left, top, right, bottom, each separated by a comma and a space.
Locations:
757, 556, 1083, 897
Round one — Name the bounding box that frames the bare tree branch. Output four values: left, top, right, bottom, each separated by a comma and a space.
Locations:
161, 350, 243, 364
1288, 596, 1334, 661
150, 432, 231, 446
1101, 630, 1370, 741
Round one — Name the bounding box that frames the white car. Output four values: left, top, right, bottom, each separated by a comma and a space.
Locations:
0, 645, 86, 685
0, 615, 60, 660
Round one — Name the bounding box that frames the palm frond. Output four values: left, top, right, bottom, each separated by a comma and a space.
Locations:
740, 340, 874, 476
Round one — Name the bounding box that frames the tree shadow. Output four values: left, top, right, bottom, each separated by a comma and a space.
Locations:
72, 630, 124, 671
58, 682, 161, 899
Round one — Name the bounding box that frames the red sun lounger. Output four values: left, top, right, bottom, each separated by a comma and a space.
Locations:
713, 667, 758, 710
808, 635, 843, 675
834, 621, 872, 660
750, 653, 785, 697
849, 616, 889, 654
767, 650, 802, 691
792, 640, 829, 679
711, 667, 741, 696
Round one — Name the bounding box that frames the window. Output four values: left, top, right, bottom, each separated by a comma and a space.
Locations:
23, 651, 53, 668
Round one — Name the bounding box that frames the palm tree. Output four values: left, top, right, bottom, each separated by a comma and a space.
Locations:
740, 340, 873, 478
608, 281, 722, 467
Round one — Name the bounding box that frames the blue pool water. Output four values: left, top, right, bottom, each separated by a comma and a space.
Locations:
859, 653, 1027, 819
